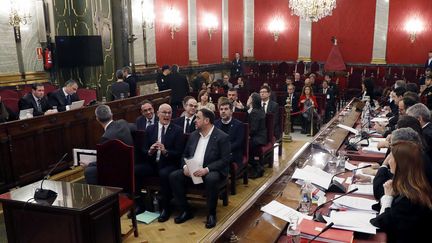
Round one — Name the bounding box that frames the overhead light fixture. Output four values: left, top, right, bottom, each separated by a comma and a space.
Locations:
203, 14, 218, 40
8, 0, 31, 27
404, 18, 424, 43
268, 18, 284, 42
164, 7, 182, 39
289, 0, 336, 22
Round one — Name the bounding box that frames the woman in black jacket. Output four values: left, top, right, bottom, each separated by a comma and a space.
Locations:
247, 92, 267, 178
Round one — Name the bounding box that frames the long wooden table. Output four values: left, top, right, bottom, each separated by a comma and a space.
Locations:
0, 90, 171, 193
208, 99, 385, 242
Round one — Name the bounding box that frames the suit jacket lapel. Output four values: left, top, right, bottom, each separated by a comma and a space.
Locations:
203, 130, 217, 165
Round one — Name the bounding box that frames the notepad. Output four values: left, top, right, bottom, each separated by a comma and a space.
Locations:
332, 195, 377, 213
136, 211, 160, 224
329, 211, 377, 234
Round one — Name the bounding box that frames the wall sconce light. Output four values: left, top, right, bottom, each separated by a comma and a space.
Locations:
164, 7, 182, 39
404, 18, 424, 43
268, 18, 284, 42
203, 14, 218, 40
141, 0, 155, 29
8, 0, 31, 28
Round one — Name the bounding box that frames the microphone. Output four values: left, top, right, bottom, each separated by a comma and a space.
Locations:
34, 153, 68, 200
345, 134, 369, 151
327, 164, 372, 193
310, 188, 359, 223
308, 222, 335, 243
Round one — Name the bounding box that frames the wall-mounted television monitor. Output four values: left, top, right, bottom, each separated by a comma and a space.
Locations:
55, 35, 104, 68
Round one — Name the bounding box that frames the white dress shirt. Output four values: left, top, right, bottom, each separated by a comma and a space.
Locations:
192, 125, 214, 168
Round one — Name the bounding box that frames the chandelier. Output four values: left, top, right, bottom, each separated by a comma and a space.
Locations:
8, 0, 31, 27
289, 0, 337, 22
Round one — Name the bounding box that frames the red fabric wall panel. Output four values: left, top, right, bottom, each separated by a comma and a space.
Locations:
387, 0, 432, 64
311, 0, 376, 63
254, 0, 299, 61
197, 0, 222, 64
155, 0, 189, 66
228, 0, 244, 59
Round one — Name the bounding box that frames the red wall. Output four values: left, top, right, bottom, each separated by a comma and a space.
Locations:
254, 0, 299, 61
311, 0, 376, 63
387, 0, 432, 64
155, 0, 189, 66
197, 0, 222, 64
228, 0, 244, 59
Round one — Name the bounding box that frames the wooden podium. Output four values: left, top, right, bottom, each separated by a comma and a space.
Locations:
0, 180, 122, 243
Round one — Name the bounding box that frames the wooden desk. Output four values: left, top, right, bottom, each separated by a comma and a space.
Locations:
0, 90, 171, 193
209, 99, 385, 242
0, 180, 122, 243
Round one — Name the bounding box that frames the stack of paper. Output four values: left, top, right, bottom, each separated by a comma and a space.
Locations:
260, 200, 311, 223
299, 219, 354, 243
329, 211, 377, 234
291, 165, 345, 190
348, 184, 374, 196
362, 141, 388, 155
331, 196, 377, 213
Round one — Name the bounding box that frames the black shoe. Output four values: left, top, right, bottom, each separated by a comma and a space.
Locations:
174, 211, 194, 224
158, 209, 171, 222
205, 214, 217, 228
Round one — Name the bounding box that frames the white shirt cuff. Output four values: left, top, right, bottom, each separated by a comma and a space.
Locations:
379, 195, 393, 214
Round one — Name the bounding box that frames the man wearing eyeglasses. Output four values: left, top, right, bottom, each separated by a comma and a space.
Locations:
136, 103, 185, 220
173, 96, 198, 133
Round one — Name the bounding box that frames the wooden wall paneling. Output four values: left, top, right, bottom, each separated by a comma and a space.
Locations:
0, 126, 13, 189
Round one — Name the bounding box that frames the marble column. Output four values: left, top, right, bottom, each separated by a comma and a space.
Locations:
298, 19, 312, 62
243, 0, 254, 60
222, 0, 229, 62
188, 0, 198, 65
371, 0, 389, 64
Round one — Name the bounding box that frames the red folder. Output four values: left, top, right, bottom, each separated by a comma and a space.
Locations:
298, 219, 353, 243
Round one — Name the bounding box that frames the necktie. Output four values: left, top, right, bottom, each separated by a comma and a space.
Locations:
66, 95, 71, 105
185, 118, 190, 133
161, 125, 166, 144
262, 102, 266, 113
147, 119, 152, 128
37, 99, 42, 112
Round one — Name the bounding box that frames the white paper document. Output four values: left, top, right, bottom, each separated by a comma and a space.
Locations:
185, 159, 203, 184
332, 195, 377, 212
348, 184, 374, 196
260, 200, 311, 223
292, 165, 345, 190
337, 124, 359, 135
371, 117, 389, 123
345, 161, 357, 171
329, 211, 377, 234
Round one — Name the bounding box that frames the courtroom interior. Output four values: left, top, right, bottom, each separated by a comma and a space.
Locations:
1, 0, 432, 242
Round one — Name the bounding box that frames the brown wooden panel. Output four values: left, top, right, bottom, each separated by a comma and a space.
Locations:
0, 126, 13, 189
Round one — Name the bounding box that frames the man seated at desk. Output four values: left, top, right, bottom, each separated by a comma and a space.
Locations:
18, 83, 56, 117
170, 109, 230, 228
135, 100, 158, 130
84, 104, 134, 185
48, 79, 80, 112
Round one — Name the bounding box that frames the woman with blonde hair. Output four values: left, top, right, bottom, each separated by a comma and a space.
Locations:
371, 127, 432, 242
197, 90, 215, 112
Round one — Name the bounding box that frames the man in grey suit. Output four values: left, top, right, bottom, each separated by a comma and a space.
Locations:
84, 104, 134, 184
169, 109, 231, 228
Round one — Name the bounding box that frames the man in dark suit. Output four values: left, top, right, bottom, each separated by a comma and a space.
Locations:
260, 85, 280, 140
135, 104, 185, 222
170, 109, 231, 228
406, 103, 432, 155
48, 79, 80, 112
227, 88, 246, 112
18, 83, 55, 117
156, 65, 171, 91
168, 65, 190, 116
123, 66, 137, 97
111, 69, 130, 100
287, 84, 299, 131
214, 100, 245, 170
135, 100, 159, 130
230, 52, 243, 77
425, 51, 432, 69
173, 96, 197, 133
84, 105, 134, 185
319, 80, 336, 123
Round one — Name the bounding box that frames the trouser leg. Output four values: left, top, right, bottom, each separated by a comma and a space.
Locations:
203, 171, 224, 215
169, 169, 190, 212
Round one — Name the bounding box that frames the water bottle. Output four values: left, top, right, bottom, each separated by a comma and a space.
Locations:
120, 93, 125, 99
299, 181, 312, 214
338, 154, 346, 169
286, 216, 300, 243
153, 193, 159, 213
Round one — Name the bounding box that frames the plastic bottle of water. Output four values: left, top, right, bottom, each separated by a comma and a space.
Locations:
286, 216, 300, 243
299, 181, 312, 214
153, 192, 159, 213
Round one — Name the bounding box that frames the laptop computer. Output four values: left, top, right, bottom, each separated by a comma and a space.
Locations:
70, 100, 85, 110
19, 108, 34, 120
